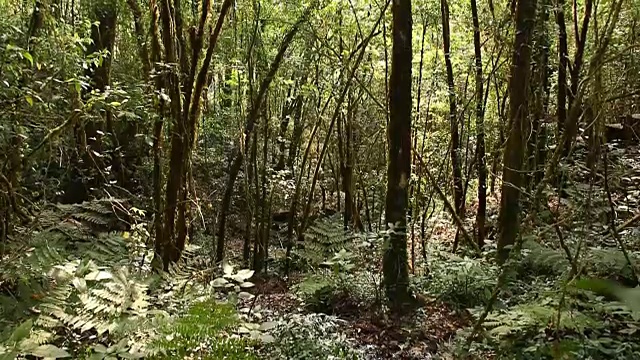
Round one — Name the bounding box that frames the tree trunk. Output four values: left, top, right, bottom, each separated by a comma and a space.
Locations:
253, 102, 269, 274
528, 0, 551, 194
155, 0, 233, 269
497, 0, 537, 261
286, 94, 305, 172
243, 130, 257, 265
563, 0, 593, 155
216, 9, 312, 262
383, 0, 413, 310
471, 0, 487, 248
555, 0, 568, 144
125, 0, 151, 76
441, 0, 464, 250
275, 85, 296, 171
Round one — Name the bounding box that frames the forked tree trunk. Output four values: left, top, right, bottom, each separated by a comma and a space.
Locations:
497, 0, 537, 261
383, 0, 412, 310
563, 0, 593, 155
155, 0, 233, 269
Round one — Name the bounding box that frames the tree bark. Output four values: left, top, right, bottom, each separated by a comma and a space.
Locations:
497, 0, 538, 261
440, 0, 464, 250
528, 0, 551, 194
563, 0, 593, 155
383, 0, 412, 309
470, 0, 487, 248
157, 0, 233, 269
555, 0, 568, 143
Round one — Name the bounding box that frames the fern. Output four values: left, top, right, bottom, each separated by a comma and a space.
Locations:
519, 240, 640, 282
48, 198, 131, 233
519, 240, 571, 276
298, 216, 358, 266
476, 302, 598, 339
36, 263, 151, 337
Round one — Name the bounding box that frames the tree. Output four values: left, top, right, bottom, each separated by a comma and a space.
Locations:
383, 0, 412, 309
497, 0, 538, 260
470, 0, 487, 247
153, 0, 234, 269
440, 0, 464, 251
216, 7, 313, 263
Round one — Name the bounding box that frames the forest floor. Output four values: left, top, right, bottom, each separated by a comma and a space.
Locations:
3, 144, 640, 359
240, 255, 471, 359
218, 141, 640, 359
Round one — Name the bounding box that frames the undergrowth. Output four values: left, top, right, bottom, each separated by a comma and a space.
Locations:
149, 299, 257, 360
0, 199, 261, 359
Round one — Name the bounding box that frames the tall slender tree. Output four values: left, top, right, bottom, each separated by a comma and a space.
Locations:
470, 0, 487, 248
555, 0, 569, 142
383, 0, 412, 309
440, 0, 464, 250
497, 0, 538, 260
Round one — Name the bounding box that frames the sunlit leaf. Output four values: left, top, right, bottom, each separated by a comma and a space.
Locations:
238, 291, 254, 300
29, 344, 71, 358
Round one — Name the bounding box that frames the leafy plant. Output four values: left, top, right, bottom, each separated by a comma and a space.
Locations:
0, 320, 70, 359
266, 313, 361, 360
148, 299, 257, 360
298, 216, 358, 267
419, 252, 499, 308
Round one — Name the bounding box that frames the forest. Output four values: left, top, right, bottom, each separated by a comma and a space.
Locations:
1, 0, 640, 357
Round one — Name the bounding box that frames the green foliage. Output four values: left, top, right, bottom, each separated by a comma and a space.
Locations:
294, 274, 340, 313
0, 202, 143, 331
37, 262, 151, 336
293, 245, 366, 315
0, 320, 70, 359
149, 299, 257, 360
0, 200, 260, 358
519, 240, 640, 284
418, 251, 499, 308
297, 216, 358, 267
266, 313, 361, 360
518, 240, 571, 276
454, 256, 640, 359
477, 301, 597, 338
464, 294, 640, 359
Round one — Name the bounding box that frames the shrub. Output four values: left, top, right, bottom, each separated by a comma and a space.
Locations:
267, 313, 361, 360
417, 252, 499, 309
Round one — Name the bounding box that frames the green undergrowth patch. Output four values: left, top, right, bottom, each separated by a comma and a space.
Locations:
415, 239, 640, 359
414, 249, 500, 309
149, 299, 258, 359
265, 313, 362, 360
